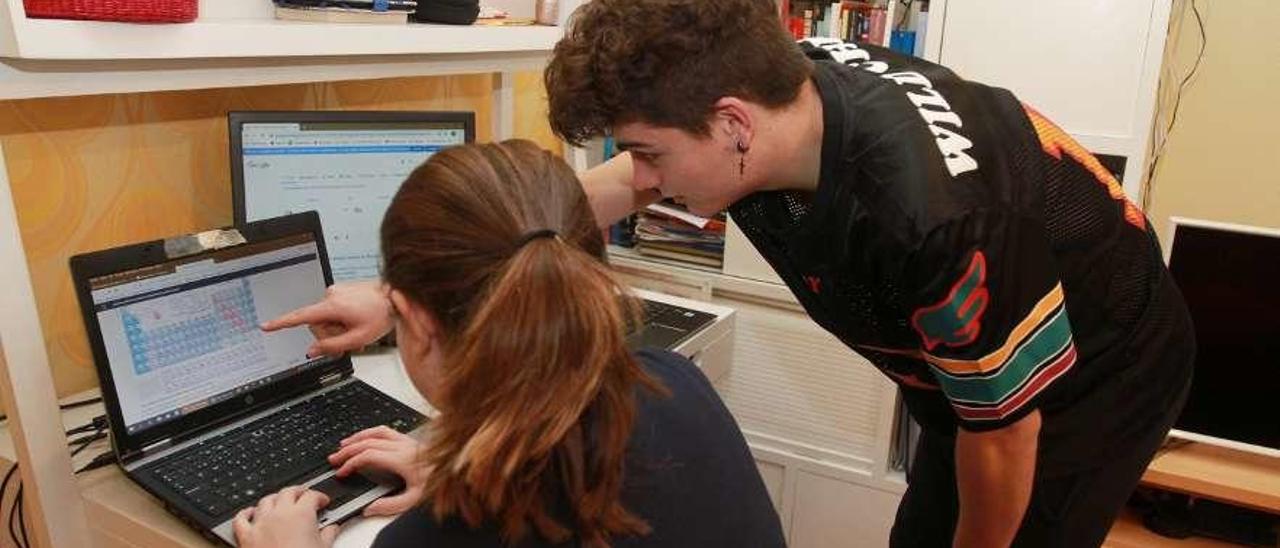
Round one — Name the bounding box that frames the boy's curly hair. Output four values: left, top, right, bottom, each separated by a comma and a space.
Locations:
545, 0, 812, 146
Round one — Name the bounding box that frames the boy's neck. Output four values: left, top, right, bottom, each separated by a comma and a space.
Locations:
753, 78, 825, 193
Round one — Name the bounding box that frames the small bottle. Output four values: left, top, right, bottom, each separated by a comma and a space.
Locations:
535, 0, 558, 25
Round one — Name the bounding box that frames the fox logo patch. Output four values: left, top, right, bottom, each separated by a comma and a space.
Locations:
912, 251, 989, 351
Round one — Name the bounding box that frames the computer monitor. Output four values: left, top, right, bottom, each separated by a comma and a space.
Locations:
1165, 217, 1280, 458
230, 111, 474, 282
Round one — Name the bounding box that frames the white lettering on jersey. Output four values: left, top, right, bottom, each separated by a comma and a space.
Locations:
802, 38, 980, 177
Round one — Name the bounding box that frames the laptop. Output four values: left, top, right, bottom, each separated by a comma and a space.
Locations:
69, 211, 426, 546
627, 299, 718, 351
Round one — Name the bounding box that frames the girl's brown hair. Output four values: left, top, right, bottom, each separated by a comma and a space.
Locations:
380, 139, 661, 546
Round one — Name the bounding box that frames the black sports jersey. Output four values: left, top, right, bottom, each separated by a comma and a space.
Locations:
729, 39, 1192, 469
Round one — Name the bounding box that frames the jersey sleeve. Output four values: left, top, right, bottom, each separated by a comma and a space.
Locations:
905, 212, 1079, 431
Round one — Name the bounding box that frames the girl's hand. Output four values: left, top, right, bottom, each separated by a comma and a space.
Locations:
233, 485, 339, 548
329, 426, 427, 516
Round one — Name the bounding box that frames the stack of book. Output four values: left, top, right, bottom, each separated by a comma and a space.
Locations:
275, 0, 417, 24
633, 201, 726, 268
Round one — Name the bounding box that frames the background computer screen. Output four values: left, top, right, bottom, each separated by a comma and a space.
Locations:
231, 111, 474, 282
1166, 219, 1280, 455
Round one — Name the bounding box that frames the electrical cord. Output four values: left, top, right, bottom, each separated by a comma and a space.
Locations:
66, 414, 108, 437
895, 0, 914, 31
1142, 0, 1205, 211
76, 451, 116, 475
1, 464, 18, 548
15, 484, 26, 548
0, 397, 106, 547
70, 430, 108, 458
0, 416, 111, 546
0, 396, 104, 423
7, 472, 25, 548
0, 466, 16, 516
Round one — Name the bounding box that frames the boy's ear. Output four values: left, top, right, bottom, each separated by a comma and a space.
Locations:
711, 96, 755, 147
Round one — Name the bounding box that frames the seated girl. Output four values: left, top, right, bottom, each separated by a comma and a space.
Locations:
233, 139, 785, 548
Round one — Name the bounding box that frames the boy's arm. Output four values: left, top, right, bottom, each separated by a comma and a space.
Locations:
953, 410, 1040, 548
577, 152, 660, 229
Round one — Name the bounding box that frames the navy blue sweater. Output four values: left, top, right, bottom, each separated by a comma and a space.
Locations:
372, 348, 784, 547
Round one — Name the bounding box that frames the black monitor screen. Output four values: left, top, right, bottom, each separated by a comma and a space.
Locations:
230, 111, 474, 282
1167, 221, 1280, 452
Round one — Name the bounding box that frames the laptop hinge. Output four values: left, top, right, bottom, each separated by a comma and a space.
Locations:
319, 372, 345, 386
140, 438, 173, 456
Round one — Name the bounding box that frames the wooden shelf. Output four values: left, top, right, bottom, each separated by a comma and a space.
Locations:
1103, 442, 1280, 548
1143, 443, 1280, 514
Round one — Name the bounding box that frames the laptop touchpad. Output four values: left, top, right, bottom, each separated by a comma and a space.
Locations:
312, 474, 377, 510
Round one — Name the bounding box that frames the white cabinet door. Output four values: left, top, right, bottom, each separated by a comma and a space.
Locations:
937, 0, 1172, 197
614, 257, 907, 547
790, 469, 902, 548
940, 0, 1156, 138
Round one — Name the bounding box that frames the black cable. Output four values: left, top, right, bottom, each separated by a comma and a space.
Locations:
76, 451, 117, 475
16, 484, 26, 548
0, 395, 107, 546
66, 414, 108, 437
70, 430, 107, 458
0, 465, 16, 517
1142, 0, 1206, 211
0, 396, 104, 424
68, 429, 106, 448
895, 0, 914, 31
8, 480, 20, 548
58, 397, 102, 411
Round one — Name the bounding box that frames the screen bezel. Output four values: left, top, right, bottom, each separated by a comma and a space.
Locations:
228, 110, 476, 226
69, 211, 354, 461
1164, 216, 1280, 458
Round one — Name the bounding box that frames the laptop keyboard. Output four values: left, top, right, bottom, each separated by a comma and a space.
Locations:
642, 299, 717, 332
626, 299, 718, 351
142, 381, 425, 518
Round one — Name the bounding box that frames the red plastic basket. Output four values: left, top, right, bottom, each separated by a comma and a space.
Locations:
24, 0, 198, 22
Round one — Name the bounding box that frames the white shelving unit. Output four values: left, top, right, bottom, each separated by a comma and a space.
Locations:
1, 19, 565, 60
0, 0, 568, 100
932, 0, 1172, 200
0, 0, 583, 544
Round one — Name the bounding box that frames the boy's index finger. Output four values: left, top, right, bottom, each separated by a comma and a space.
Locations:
261, 301, 331, 332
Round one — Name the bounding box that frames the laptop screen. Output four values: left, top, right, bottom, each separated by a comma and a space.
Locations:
86, 233, 329, 435
233, 113, 472, 283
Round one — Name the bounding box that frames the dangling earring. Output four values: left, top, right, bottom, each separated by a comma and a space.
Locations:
736, 140, 748, 177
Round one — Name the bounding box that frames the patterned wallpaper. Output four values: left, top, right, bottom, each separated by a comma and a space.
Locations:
0, 72, 560, 397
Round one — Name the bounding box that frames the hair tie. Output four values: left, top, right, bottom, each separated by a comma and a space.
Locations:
515, 228, 560, 249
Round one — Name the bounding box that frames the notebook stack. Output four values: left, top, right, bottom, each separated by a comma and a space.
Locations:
634, 201, 727, 268
274, 0, 417, 24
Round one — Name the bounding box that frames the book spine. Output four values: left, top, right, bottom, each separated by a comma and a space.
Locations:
914, 10, 928, 57
870, 7, 886, 46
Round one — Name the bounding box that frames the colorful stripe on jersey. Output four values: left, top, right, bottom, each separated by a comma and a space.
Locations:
1024, 104, 1146, 230
923, 284, 1079, 422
